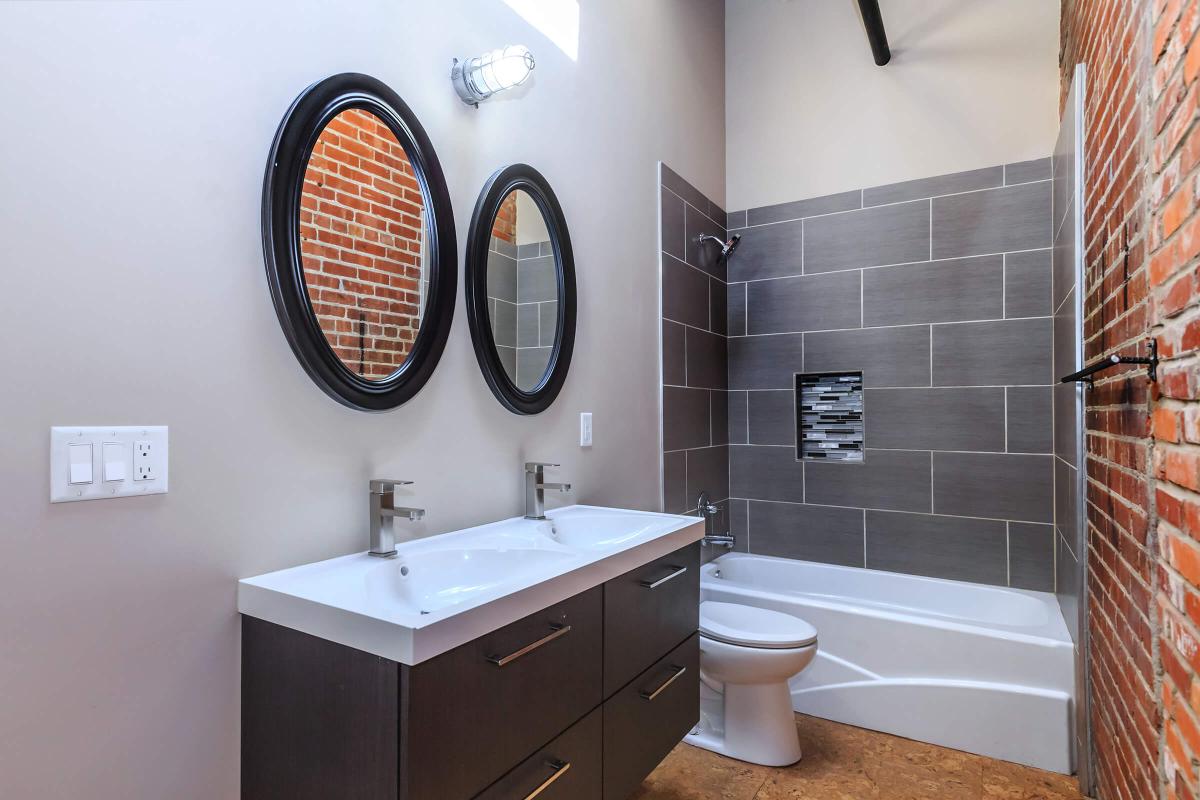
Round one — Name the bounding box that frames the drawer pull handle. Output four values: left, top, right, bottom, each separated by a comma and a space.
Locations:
487, 623, 572, 667
523, 759, 571, 800
640, 565, 687, 589
640, 664, 687, 701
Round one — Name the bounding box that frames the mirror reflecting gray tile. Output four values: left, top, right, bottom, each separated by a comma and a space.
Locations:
804, 200, 930, 273
491, 300, 517, 348
661, 191, 685, 261
932, 181, 1051, 259
748, 270, 861, 334
866, 510, 1007, 584
933, 452, 1052, 522
517, 242, 542, 259
663, 320, 685, 386
491, 235, 517, 259
729, 333, 802, 389
516, 346, 552, 389
747, 390, 796, 446
1010, 522, 1055, 591
865, 387, 1004, 451
1007, 386, 1052, 453
685, 327, 727, 390
539, 301, 558, 347
1005, 157, 1052, 185
932, 318, 1051, 386
1005, 249, 1052, 318
486, 249, 518, 303
748, 500, 864, 567
863, 166, 1002, 207
663, 387, 710, 451
663, 450, 686, 514
730, 444, 804, 503
517, 255, 557, 303
662, 254, 709, 329
805, 326, 931, 388
747, 190, 861, 226
686, 445, 729, 505
727, 219, 803, 282
516, 303, 539, 347
863, 256, 1002, 327
497, 345, 516, 382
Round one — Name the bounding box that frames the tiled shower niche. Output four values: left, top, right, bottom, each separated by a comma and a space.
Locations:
797, 372, 864, 462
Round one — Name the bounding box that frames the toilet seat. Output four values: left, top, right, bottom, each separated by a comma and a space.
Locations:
699, 601, 817, 650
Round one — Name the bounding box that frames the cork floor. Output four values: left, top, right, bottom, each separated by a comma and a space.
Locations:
633, 714, 1086, 800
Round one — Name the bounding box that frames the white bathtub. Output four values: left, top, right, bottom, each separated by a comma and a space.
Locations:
700, 553, 1075, 774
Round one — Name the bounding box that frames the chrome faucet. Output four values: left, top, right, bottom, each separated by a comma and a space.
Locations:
525, 462, 571, 520
697, 491, 734, 548
369, 479, 426, 558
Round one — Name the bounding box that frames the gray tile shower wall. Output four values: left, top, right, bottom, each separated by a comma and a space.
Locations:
725, 159, 1056, 590
660, 164, 733, 554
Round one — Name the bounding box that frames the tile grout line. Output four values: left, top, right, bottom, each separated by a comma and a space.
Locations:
728, 496, 1050, 527
734, 247, 1048, 284
731, 175, 1052, 230
725, 313, 1052, 339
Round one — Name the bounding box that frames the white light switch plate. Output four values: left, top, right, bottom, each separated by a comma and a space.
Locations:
580, 412, 593, 447
50, 426, 168, 503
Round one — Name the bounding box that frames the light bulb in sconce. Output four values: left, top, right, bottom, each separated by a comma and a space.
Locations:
451, 45, 536, 106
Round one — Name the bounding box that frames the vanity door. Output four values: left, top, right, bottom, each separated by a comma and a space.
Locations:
400, 587, 603, 800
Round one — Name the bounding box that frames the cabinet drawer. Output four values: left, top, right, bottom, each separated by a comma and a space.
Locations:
475, 707, 602, 800
602, 633, 699, 800
603, 542, 700, 696
403, 586, 603, 800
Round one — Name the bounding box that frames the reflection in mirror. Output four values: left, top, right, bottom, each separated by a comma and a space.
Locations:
299, 108, 428, 380
485, 189, 559, 390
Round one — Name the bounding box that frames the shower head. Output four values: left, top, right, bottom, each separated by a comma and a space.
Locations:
697, 232, 742, 261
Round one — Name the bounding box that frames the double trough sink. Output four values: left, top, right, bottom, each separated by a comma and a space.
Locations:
238, 505, 704, 665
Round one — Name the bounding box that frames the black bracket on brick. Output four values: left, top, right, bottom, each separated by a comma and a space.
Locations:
1059, 339, 1158, 388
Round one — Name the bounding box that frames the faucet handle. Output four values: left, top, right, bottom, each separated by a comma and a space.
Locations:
370, 479, 414, 493
525, 462, 560, 473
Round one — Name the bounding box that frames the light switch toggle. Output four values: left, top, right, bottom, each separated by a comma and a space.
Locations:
103, 442, 126, 482
68, 442, 93, 485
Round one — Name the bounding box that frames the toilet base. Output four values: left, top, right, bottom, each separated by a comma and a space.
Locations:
686, 676, 803, 767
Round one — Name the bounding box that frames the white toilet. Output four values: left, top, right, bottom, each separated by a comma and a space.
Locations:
688, 600, 818, 766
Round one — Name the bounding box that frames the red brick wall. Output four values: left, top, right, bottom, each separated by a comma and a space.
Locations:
493, 192, 517, 243
298, 108, 425, 379
1063, 1, 1200, 798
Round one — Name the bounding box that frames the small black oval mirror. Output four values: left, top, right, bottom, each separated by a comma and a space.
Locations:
465, 165, 576, 414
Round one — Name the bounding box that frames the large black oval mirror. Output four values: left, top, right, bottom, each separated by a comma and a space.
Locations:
263, 73, 456, 411
465, 165, 577, 414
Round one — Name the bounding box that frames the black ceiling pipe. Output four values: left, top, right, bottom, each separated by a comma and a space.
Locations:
856, 0, 891, 66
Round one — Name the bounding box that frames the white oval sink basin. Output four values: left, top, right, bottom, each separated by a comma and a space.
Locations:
543, 508, 680, 551
367, 547, 575, 614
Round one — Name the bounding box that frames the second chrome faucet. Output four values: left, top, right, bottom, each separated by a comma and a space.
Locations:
368, 479, 426, 558
524, 462, 571, 520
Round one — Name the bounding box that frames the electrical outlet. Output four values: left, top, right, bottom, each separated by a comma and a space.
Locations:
133, 441, 155, 481
580, 412, 593, 447
50, 426, 168, 503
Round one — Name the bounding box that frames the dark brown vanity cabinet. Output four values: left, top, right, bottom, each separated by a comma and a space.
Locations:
242, 541, 701, 800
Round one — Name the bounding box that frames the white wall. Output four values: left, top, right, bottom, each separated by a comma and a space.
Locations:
725, 0, 1059, 211
0, 2, 723, 797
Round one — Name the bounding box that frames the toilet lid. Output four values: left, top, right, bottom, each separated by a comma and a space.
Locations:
699, 601, 818, 649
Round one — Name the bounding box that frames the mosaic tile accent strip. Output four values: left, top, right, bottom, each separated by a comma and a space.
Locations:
797, 372, 864, 462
